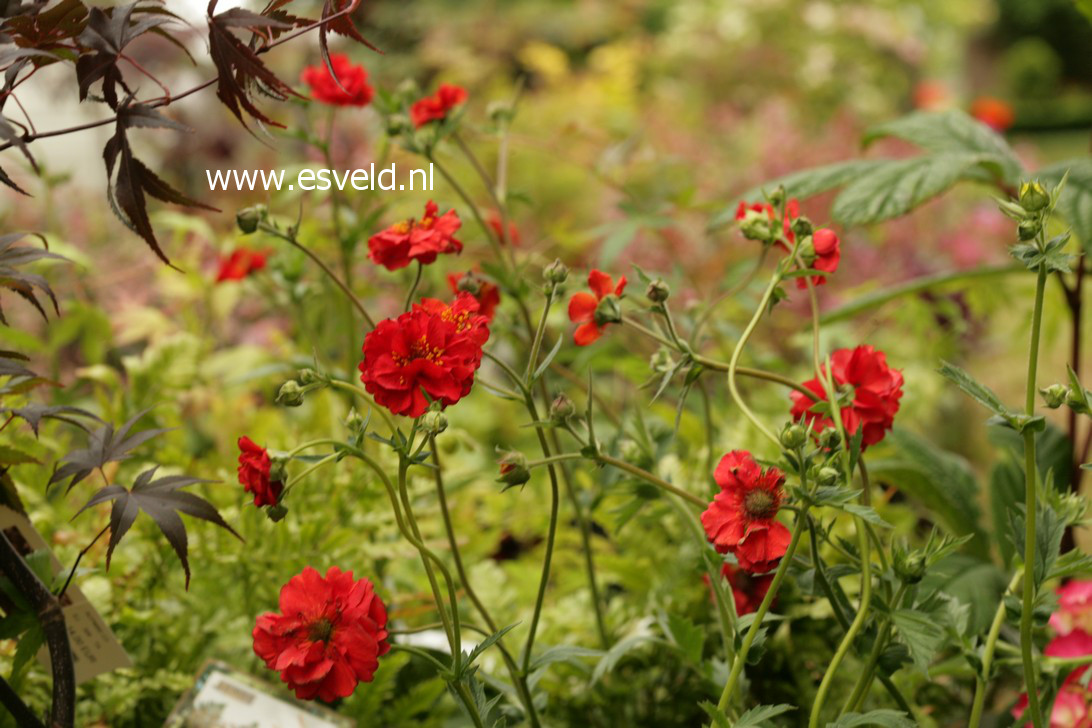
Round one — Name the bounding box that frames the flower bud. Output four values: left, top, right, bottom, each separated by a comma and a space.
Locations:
817, 428, 841, 451
419, 409, 448, 436
1066, 387, 1091, 414
738, 210, 773, 241
646, 279, 670, 303
650, 347, 675, 374
892, 544, 927, 584
269, 457, 288, 485
593, 295, 623, 327
236, 205, 266, 235
345, 408, 367, 435
779, 424, 808, 450
298, 368, 321, 385
768, 186, 786, 208
797, 237, 816, 266
543, 258, 569, 285
816, 466, 840, 487
549, 393, 576, 424
791, 216, 814, 240
453, 271, 482, 296
275, 380, 305, 407
1019, 180, 1050, 212
1041, 384, 1068, 409
497, 451, 530, 489
266, 503, 289, 522
1018, 218, 1042, 241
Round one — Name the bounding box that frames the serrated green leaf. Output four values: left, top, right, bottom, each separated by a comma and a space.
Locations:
735, 703, 796, 727
1039, 160, 1092, 254
891, 609, 945, 674
665, 613, 704, 664
827, 709, 915, 728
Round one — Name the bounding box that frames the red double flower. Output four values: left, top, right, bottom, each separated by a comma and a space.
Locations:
359, 292, 489, 418
237, 436, 283, 507
410, 84, 468, 128
216, 247, 268, 282
701, 451, 790, 574
448, 270, 501, 322
568, 270, 626, 346
253, 566, 390, 702
367, 200, 462, 271
300, 54, 374, 107
789, 345, 904, 450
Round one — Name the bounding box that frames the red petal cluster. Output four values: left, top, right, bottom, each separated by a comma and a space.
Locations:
410, 84, 468, 128
735, 198, 801, 248
701, 451, 790, 574
367, 200, 463, 271
488, 212, 520, 246
796, 228, 841, 289
359, 292, 489, 418
447, 270, 501, 322
237, 436, 283, 507
789, 345, 904, 450
568, 269, 626, 346
216, 247, 268, 282
720, 562, 773, 615
253, 566, 390, 702
300, 54, 374, 107
1013, 628, 1092, 726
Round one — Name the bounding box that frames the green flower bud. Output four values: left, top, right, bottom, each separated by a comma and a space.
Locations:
1019, 180, 1050, 212
345, 408, 367, 435
236, 205, 266, 235
385, 114, 411, 137
650, 347, 675, 374
453, 271, 482, 295
1041, 384, 1068, 409
593, 295, 623, 327
269, 457, 288, 485
791, 216, 814, 240
816, 466, 840, 487
497, 450, 530, 489
646, 279, 670, 303
419, 409, 448, 436
543, 258, 569, 285
1018, 218, 1042, 241
275, 380, 305, 407
549, 393, 576, 424
768, 185, 786, 208
738, 211, 773, 242
266, 504, 288, 522
797, 237, 816, 267
892, 544, 927, 584
1066, 387, 1091, 415
779, 424, 808, 450
298, 368, 321, 385
817, 428, 841, 451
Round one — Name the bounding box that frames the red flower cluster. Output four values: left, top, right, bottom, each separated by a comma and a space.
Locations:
216, 247, 268, 282
735, 197, 800, 248
359, 292, 489, 417
790, 345, 903, 450
797, 228, 841, 289
237, 436, 283, 507
368, 201, 462, 271
701, 451, 790, 574
300, 54, 374, 107
448, 270, 501, 321
971, 96, 1014, 132
488, 212, 520, 246
568, 270, 626, 346
253, 566, 390, 702
410, 84, 468, 128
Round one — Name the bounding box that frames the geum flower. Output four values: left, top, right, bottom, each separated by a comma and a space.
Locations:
448, 270, 500, 322
359, 292, 489, 418
216, 247, 268, 282
367, 200, 462, 271
237, 436, 283, 507
568, 270, 626, 346
410, 83, 468, 128
253, 566, 390, 702
735, 198, 800, 249
796, 228, 841, 289
790, 345, 904, 450
705, 562, 773, 615
701, 451, 791, 574
300, 54, 374, 107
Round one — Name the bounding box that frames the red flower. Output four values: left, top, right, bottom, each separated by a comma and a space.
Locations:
216, 247, 268, 282
971, 96, 1014, 132
488, 212, 520, 246
300, 54, 374, 107
359, 292, 489, 417
701, 451, 791, 574
796, 228, 841, 289
790, 345, 904, 450
720, 562, 773, 615
237, 436, 283, 507
735, 198, 800, 249
568, 270, 627, 346
252, 566, 390, 702
1014, 630, 1092, 726
410, 84, 468, 128
447, 270, 501, 321
1052, 580, 1092, 636
367, 201, 463, 271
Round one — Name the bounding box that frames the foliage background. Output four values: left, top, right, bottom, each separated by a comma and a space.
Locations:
3, 0, 1092, 724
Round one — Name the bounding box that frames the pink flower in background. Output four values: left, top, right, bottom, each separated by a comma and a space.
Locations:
1052, 580, 1092, 636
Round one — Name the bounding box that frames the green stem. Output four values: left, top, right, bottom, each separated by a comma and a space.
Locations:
725, 271, 784, 447
596, 454, 705, 508
717, 509, 810, 712
1020, 265, 1049, 728
525, 288, 554, 383
843, 583, 908, 711
326, 379, 399, 434
403, 261, 423, 313
970, 569, 1024, 728
428, 153, 507, 265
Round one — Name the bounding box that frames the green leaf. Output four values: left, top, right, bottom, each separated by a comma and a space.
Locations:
989, 456, 1024, 566
831, 153, 998, 226
827, 709, 915, 728
1039, 159, 1092, 254
1010, 232, 1075, 273
937, 361, 1039, 432
1011, 502, 1065, 590
664, 613, 704, 664
531, 335, 564, 384
591, 633, 658, 683
10, 625, 44, 680
1049, 549, 1092, 581
735, 703, 796, 727
891, 609, 945, 674
0, 446, 38, 466
863, 110, 1023, 183
715, 160, 889, 228
461, 623, 519, 674
842, 503, 892, 528
698, 701, 732, 728
528, 645, 604, 674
